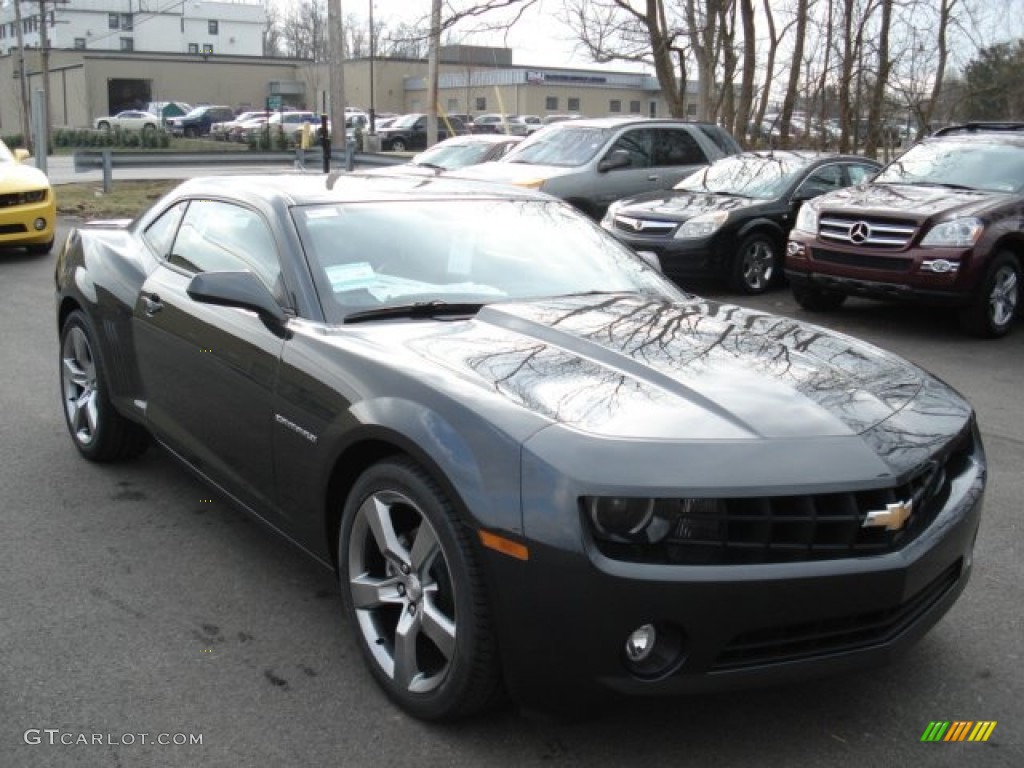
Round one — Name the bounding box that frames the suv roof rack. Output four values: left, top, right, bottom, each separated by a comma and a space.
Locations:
931, 122, 1024, 136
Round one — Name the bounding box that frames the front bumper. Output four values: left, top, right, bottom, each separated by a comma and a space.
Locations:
603, 227, 730, 282
483, 435, 985, 712
0, 194, 56, 247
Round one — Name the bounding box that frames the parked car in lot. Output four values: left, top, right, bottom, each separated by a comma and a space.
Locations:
380, 134, 523, 173
471, 113, 529, 136
0, 139, 55, 254
602, 151, 881, 293
787, 122, 1024, 337
454, 116, 743, 219
94, 110, 161, 132
55, 172, 986, 721
242, 111, 321, 144
211, 111, 269, 141
377, 114, 469, 151
166, 105, 235, 138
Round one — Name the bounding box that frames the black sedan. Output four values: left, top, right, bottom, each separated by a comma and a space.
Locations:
56, 173, 984, 721
377, 113, 469, 152
602, 151, 881, 294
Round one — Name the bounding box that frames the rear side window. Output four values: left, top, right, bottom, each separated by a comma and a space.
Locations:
652, 129, 708, 166
698, 125, 742, 155
142, 201, 187, 259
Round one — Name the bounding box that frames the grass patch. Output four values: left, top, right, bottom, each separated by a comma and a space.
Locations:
56, 180, 180, 219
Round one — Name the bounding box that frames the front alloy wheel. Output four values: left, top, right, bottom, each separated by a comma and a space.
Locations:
960, 251, 1020, 337
390, 137, 407, 152
339, 458, 502, 721
732, 233, 779, 294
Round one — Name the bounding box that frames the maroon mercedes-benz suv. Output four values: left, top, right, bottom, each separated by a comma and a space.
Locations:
786, 123, 1024, 337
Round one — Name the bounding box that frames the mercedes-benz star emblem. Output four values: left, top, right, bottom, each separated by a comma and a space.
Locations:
849, 221, 871, 243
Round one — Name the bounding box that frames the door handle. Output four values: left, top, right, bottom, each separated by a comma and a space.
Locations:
142, 294, 163, 316
647, 174, 659, 181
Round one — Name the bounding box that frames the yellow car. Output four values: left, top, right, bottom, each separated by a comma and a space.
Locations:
0, 140, 56, 254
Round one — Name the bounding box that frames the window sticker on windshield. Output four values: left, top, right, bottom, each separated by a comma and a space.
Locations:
305, 208, 339, 220
326, 262, 375, 292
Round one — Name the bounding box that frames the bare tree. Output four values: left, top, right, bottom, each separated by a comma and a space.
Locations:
263, 1, 283, 57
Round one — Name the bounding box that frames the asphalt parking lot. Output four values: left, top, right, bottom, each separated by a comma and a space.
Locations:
1, 220, 1021, 768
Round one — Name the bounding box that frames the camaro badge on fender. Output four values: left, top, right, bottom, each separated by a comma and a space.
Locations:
863, 500, 913, 530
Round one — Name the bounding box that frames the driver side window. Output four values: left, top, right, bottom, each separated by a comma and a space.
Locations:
607, 129, 654, 169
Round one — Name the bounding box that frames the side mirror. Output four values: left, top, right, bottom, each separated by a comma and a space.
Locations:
14, 148, 31, 163
598, 149, 632, 172
186, 270, 289, 334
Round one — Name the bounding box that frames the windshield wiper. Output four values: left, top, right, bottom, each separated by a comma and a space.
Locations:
909, 181, 978, 191
343, 300, 486, 324
412, 161, 447, 171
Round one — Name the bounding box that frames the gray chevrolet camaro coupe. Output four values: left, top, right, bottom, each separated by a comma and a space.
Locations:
55, 173, 986, 721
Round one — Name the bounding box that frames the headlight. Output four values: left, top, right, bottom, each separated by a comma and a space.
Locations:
794, 203, 819, 234
920, 218, 983, 247
674, 211, 728, 239
583, 497, 726, 544
512, 178, 545, 190
15, 190, 47, 204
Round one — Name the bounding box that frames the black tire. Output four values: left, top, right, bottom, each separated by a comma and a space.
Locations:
390, 137, 407, 152
27, 238, 54, 255
959, 251, 1020, 338
731, 232, 780, 294
792, 282, 847, 311
338, 457, 504, 721
59, 310, 149, 462
96, 121, 110, 132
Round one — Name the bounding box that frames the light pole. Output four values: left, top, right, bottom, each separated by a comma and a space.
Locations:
368, 0, 375, 133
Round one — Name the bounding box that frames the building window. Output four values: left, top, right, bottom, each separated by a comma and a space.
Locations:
209, 20, 219, 35
108, 13, 119, 30
121, 13, 132, 31
629, 100, 641, 114
188, 43, 199, 54
202, 43, 214, 55
74, 37, 86, 49
120, 37, 133, 51
475, 96, 486, 111
544, 96, 557, 111
446, 98, 458, 111
686, 103, 697, 117
609, 100, 622, 113
567, 97, 580, 112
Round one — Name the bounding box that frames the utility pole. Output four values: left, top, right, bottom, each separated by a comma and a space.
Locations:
13, 0, 32, 150
327, 0, 346, 156
426, 0, 441, 147
37, 0, 54, 153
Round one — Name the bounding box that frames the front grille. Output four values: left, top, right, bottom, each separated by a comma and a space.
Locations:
713, 559, 962, 670
591, 425, 975, 566
0, 223, 29, 234
613, 216, 677, 237
810, 247, 914, 272
819, 215, 917, 248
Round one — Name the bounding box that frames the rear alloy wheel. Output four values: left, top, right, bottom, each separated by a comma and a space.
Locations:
60, 311, 149, 462
731, 233, 779, 294
959, 251, 1020, 337
339, 458, 503, 721
792, 283, 847, 311
390, 137, 407, 152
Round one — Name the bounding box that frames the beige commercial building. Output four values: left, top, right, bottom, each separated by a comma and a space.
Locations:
0, 45, 692, 138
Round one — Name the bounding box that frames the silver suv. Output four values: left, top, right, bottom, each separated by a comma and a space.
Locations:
453, 117, 742, 218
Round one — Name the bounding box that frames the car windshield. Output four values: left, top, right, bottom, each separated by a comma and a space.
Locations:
392, 114, 423, 129
874, 140, 1024, 193
293, 199, 682, 322
412, 142, 494, 169
502, 126, 610, 167
676, 154, 811, 199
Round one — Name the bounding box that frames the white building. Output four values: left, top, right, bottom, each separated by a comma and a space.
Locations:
0, 0, 265, 57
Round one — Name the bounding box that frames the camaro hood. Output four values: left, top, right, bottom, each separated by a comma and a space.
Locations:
814, 182, 1000, 220
617, 190, 765, 221
405, 295, 969, 449
0, 161, 49, 192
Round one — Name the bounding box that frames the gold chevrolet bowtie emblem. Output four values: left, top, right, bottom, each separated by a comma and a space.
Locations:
863, 500, 913, 531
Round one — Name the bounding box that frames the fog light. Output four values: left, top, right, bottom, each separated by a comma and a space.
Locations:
33, 217, 47, 231
625, 624, 656, 662
787, 241, 805, 257
622, 622, 687, 680
588, 497, 654, 537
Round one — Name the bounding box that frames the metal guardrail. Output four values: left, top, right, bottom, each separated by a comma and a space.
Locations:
72, 146, 407, 191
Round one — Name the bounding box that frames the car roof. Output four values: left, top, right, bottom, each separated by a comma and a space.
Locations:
168, 172, 552, 208
552, 116, 723, 130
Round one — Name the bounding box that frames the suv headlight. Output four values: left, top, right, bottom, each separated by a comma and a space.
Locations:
794, 203, 819, 234
674, 211, 728, 239
920, 218, 984, 247
602, 200, 624, 228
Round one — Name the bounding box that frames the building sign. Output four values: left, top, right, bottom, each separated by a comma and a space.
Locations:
525, 71, 545, 84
